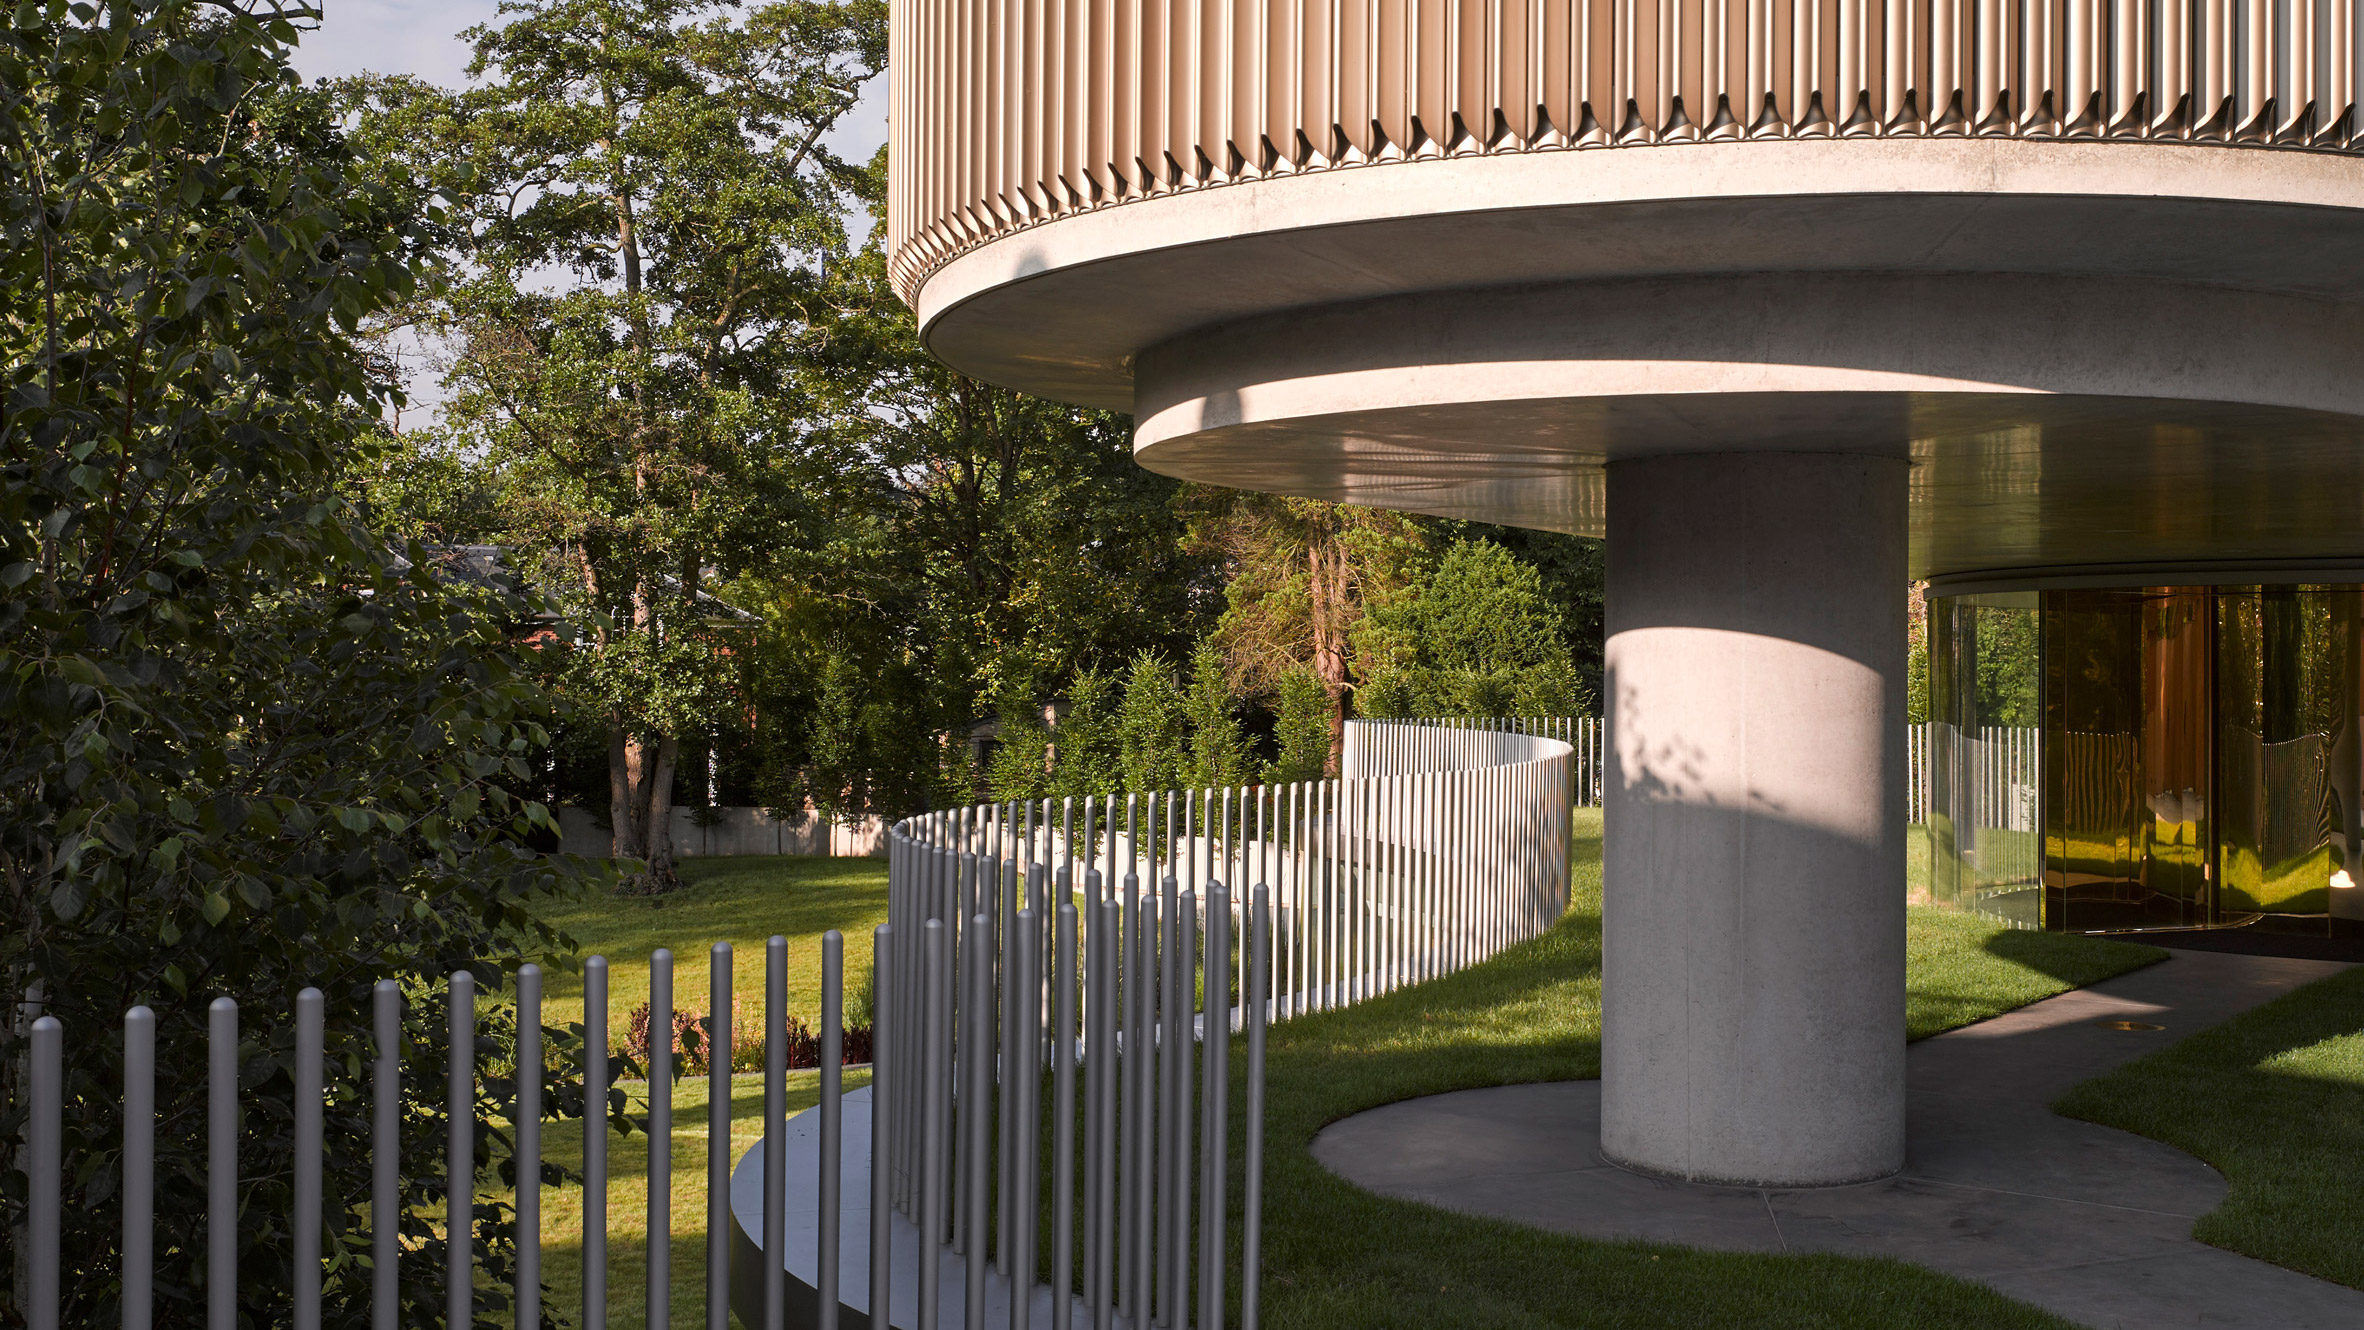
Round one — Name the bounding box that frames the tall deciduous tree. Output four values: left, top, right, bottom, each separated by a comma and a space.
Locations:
347, 0, 884, 888
1, 4, 604, 1322
1189, 493, 1428, 758
753, 200, 1212, 811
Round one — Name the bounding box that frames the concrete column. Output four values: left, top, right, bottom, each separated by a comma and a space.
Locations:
1601, 451, 1908, 1186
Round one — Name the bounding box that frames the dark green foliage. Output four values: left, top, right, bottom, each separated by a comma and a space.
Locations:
1117, 650, 1189, 791
1181, 640, 1252, 789
747, 205, 1213, 817
986, 695, 1053, 801
1266, 667, 1333, 783
1049, 666, 1122, 798
0, 3, 613, 1323
1424, 519, 1605, 710
1357, 539, 1591, 718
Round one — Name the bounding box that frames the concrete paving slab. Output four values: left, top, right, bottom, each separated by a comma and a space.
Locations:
1314, 949, 2364, 1329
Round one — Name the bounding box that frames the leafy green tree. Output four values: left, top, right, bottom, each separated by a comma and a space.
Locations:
1430, 519, 1606, 711
1182, 640, 1253, 788
1357, 538, 1593, 718
985, 684, 1053, 800
1266, 667, 1334, 782
1050, 665, 1122, 798
1118, 650, 1187, 791
345, 0, 885, 889
781, 203, 1214, 764
0, 5, 607, 1323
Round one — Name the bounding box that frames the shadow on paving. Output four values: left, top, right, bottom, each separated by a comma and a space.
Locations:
2056, 963, 2364, 1292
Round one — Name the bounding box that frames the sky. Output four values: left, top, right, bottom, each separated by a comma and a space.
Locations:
287, 0, 891, 426
287, 0, 889, 160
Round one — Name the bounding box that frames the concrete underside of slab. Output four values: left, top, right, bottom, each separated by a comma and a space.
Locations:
1313, 949, 2363, 1330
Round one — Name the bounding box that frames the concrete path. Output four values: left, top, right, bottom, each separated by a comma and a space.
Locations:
1313, 950, 2362, 1330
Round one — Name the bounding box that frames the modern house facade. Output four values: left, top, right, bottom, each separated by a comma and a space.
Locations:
884, 0, 2364, 1187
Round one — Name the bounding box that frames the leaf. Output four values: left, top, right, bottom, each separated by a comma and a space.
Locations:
200, 892, 231, 925
49, 881, 86, 920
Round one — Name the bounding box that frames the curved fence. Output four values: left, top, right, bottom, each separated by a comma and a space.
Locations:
887, 0, 2364, 294
870, 715, 1572, 1326
7, 718, 1573, 1330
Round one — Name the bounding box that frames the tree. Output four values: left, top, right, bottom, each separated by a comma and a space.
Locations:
1049, 666, 1122, 798
345, 0, 886, 890
1181, 640, 1252, 788
0, 5, 606, 1323
731, 192, 1212, 812
1266, 667, 1333, 782
1118, 650, 1188, 791
1356, 539, 1591, 717
1188, 492, 1427, 759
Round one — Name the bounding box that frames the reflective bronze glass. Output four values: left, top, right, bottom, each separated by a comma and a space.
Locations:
1937, 583, 2364, 936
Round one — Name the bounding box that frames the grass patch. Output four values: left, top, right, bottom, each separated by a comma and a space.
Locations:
534, 855, 891, 1034
1249, 808, 2157, 1330
517, 855, 888, 1328
521, 1067, 868, 1329
2055, 964, 2364, 1291
1906, 907, 2163, 1039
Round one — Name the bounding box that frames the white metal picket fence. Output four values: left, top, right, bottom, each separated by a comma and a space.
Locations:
875, 717, 1574, 1330
12, 716, 1578, 1330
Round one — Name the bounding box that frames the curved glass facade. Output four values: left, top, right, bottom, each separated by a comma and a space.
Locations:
1931, 586, 2364, 937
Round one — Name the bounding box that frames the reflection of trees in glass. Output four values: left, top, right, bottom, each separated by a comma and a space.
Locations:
1972, 607, 2041, 728
2047, 594, 2139, 734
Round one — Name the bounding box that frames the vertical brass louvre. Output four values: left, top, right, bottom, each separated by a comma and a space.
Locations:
887, 0, 2364, 297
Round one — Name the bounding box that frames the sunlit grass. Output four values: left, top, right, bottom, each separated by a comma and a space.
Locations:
533, 855, 891, 1039
2058, 964, 2364, 1290
1246, 807, 2161, 1329
511, 1068, 869, 1329
509, 824, 2166, 1327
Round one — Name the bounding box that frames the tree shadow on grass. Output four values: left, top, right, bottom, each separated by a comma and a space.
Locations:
1982, 925, 2165, 989
2053, 964, 2364, 1290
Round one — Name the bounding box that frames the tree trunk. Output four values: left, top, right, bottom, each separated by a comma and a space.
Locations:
608, 721, 643, 860
1309, 541, 1351, 772
635, 736, 681, 893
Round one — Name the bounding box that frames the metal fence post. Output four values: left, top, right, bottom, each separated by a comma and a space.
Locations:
518, 964, 542, 1330
208, 997, 236, 1330
450, 970, 475, 1330
124, 1005, 155, 1330
294, 988, 324, 1330
28, 1015, 60, 1330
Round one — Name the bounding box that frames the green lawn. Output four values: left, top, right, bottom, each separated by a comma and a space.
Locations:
518, 854, 891, 1329
534, 855, 892, 1037
521, 816, 2165, 1328
1905, 900, 2161, 1038
1248, 808, 2161, 1330
2056, 963, 2364, 1291
527, 1067, 869, 1329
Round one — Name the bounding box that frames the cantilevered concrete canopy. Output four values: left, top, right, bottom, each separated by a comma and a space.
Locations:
908, 137, 2364, 580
